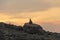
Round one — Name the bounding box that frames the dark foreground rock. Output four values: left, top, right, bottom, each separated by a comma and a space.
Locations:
0, 28, 60, 40
0, 19, 60, 40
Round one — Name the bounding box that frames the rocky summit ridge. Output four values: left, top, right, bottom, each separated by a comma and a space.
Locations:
0, 19, 60, 40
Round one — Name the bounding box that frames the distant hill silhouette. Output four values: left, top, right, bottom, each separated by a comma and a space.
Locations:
0, 19, 60, 40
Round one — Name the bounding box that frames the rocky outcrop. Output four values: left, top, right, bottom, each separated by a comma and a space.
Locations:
0, 19, 60, 40
23, 19, 45, 34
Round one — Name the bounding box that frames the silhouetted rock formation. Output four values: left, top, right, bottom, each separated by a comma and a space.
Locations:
0, 19, 60, 40
23, 19, 45, 34
0, 22, 23, 31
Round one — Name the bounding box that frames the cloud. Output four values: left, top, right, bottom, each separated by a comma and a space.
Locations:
0, 0, 60, 13
0, 6, 60, 32
0, 7, 60, 24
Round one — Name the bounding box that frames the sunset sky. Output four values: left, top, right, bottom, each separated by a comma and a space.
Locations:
0, 0, 60, 33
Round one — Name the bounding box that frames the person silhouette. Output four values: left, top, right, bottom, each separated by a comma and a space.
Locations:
29, 19, 33, 24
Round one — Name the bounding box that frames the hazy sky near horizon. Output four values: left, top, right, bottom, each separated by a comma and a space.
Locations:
0, 0, 60, 32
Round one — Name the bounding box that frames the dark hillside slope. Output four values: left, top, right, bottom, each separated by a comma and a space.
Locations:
0, 22, 60, 40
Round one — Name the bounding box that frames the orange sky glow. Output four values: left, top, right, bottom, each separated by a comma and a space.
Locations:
0, 7, 60, 25
0, 0, 60, 33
